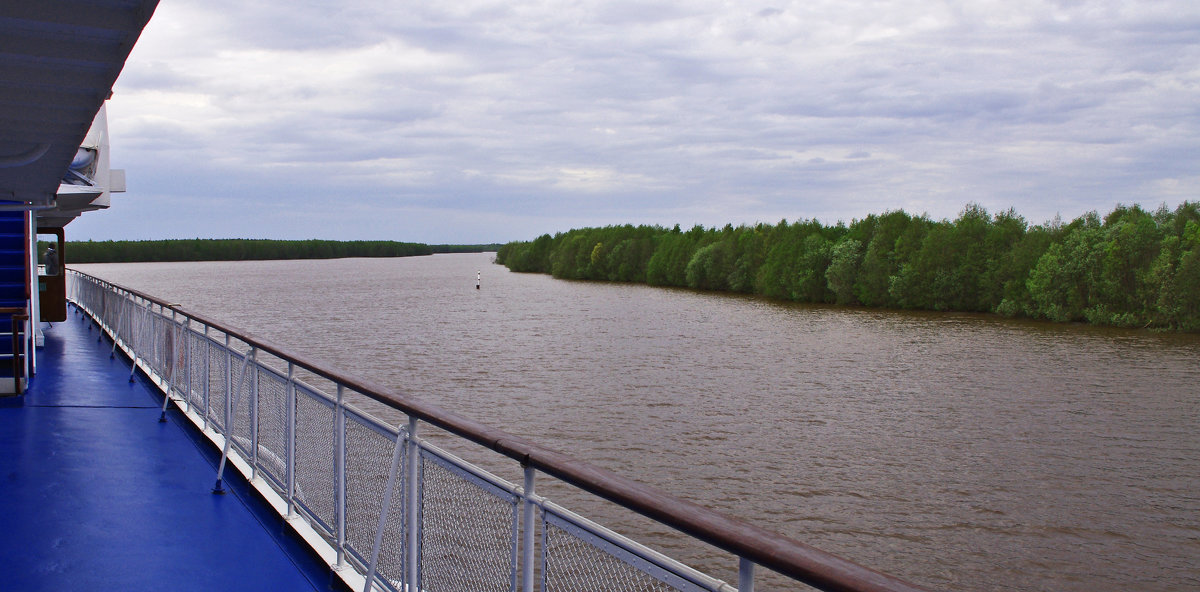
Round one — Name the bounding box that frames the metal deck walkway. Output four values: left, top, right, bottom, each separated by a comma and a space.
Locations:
0, 305, 342, 591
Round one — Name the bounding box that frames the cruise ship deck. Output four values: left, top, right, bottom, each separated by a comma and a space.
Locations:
0, 305, 342, 591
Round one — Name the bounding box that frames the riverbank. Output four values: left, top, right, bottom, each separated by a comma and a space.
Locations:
62, 238, 502, 263
496, 203, 1200, 331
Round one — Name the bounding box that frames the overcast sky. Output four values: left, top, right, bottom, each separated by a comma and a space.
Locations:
70, 0, 1199, 244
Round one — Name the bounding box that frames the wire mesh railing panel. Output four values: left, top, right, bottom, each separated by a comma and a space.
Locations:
140, 310, 156, 366
228, 351, 255, 460
542, 510, 710, 592
157, 314, 175, 381
418, 449, 518, 592
86, 284, 100, 319
185, 329, 207, 413
206, 339, 228, 431
108, 296, 125, 344
138, 310, 156, 373
99, 289, 117, 329
127, 305, 144, 358
344, 412, 407, 585
294, 385, 336, 534
163, 320, 185, 396
148, 313, 166, 377
120, 300, 134, 348
255, 365, 290, 491
124, 301, 138, 353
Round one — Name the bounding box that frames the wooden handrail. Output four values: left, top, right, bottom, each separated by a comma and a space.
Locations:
67, 269, 933, 592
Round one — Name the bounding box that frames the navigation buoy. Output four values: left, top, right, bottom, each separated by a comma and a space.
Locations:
476, 270, 481, 290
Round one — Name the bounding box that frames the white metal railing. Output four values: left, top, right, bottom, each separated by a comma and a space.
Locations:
67, 269, 933, 592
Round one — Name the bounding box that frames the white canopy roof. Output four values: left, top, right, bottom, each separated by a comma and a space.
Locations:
0, 1, 158, 225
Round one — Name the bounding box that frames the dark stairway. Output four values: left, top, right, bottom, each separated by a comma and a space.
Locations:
0, 210, 26, 395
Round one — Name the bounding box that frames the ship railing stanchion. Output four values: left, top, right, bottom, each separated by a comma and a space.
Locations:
520, 465, 536, 592
145, 304, 153, 369
405, 416, 420, 592
202, 325, 211, 431
250, 349, 259, 480
183, 318, 193, 416
224, 334, 232, 439
97, 289, 105, 341
738, 557, 755, 592
81, 277, 90, 323
154, 306, 163, 377
110, 296, 124, 359
213, 346, 255, 494
335, 384, 347, 568
130, 295, 138, 346
124, 294, 131, 347
129, 300, 146, 381
363, 422, 406, 592
159, 309, 180, 423
150, 302, 156, 365
286, 361, 297, 517
129, 301, 150, 382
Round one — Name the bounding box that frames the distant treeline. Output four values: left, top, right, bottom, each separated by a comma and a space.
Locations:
430, 244, 503, 253
497, 203, 1200, 331
67, 239, 433, 263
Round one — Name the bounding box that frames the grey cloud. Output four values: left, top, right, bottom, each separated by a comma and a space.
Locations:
93, 0, 1200, 243
591, 2, 699, 26
114, 60, 201, 92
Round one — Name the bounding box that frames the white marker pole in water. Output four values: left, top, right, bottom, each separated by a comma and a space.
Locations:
476, 270, 481, 290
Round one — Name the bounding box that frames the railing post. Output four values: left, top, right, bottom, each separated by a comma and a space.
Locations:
521, 465, 537, 592
335, 384, 347, 568
224, 334, 232, 436
250, 354, 259, 479
110, 296, 123, 359
405, 416, 420, 592
154, 307, 163, 376
183, 319, 192, 413
129, 301, 149, 382
202, 325, 210, 431
286, 362, 297, 517
159, 310, 178, 423
213, 346, 255, 494
363, 424, 407, 592
738, 557, 755, 592
146, 306, 155, 370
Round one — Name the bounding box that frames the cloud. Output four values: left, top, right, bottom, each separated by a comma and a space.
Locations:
80, 0, 1200, 243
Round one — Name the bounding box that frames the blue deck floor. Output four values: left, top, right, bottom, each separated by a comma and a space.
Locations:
0, 305, 342, 591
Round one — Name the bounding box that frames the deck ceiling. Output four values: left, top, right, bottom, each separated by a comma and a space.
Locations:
0, 1, 158, 207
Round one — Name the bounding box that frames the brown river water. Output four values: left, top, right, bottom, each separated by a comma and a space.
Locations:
74, 254, 1200, 592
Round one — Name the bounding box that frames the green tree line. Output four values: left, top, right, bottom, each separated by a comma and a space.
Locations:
66, 238, 434, 263
496, 203, 1200, 331
430, 244, 504, 253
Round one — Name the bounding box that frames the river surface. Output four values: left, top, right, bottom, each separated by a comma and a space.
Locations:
74, 254, 1199, 592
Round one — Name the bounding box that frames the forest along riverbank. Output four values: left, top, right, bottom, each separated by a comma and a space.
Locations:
75, 254, 1200, 592
497, 203, 1200, 331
